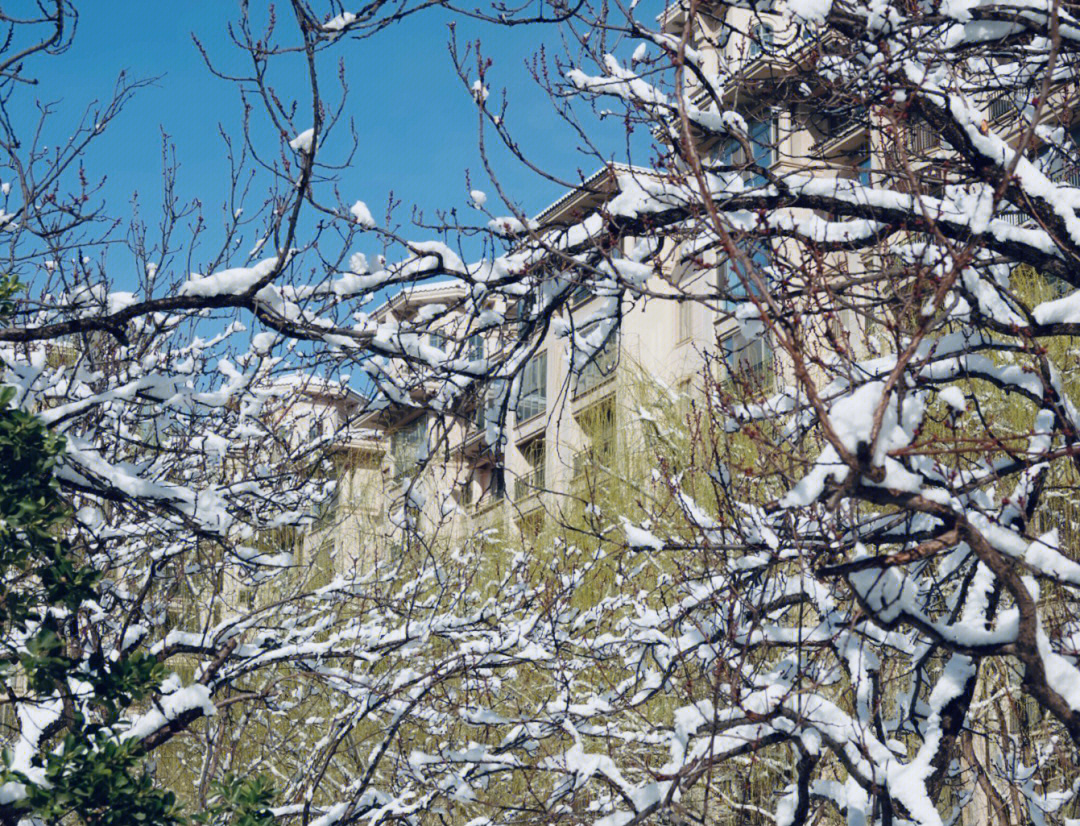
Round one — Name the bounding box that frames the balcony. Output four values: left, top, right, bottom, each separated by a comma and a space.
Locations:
816, 107, 869, 155
909, 124, 941, 155
992, 166, 1080, 229
472, 480, 506, 517
989, 93, 1014, 123
513, 465, 545, 501
572, 336, 618, 399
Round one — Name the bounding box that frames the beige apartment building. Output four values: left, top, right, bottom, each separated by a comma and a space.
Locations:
296, 2, 1077, 573
301, 13, 854, 563
303, 166, 725, 567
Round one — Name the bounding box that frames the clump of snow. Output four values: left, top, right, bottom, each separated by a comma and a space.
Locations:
781, 381, 927, 506
488, 216, 538, 237
470, 189, 488, 207
349, 252, 369, 274
323, 11, 356, 31
349, 200, 376, 229
289, 128, 315, 153
788, 0, 831, 25
252, 332, 277, 354
1033, 289, 1080, 325
471, 80, 489, 102
938, 385, 966, 412
124, 683, 216, 742
734, 302, 765, 341
622, 518, 665, 551
107, 292, 137, 314
179, 256, 279, 298
721, 110, 748, 135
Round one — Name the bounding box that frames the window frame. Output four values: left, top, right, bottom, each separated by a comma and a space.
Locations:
517, 351, 548, 422
721, 329, 774, 391
390, 414, 427, 480
514, 435, 546, 500
572, 325, 619, 396
748, 22, 774, 57
468, 333, 484, 361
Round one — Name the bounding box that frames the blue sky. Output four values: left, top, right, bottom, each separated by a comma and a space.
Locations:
23, 2, 653, 270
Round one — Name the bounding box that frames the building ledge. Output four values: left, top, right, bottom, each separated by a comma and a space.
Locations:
816, 118, 869, 156
572, 374, 617, 404
514, 410, 547, 440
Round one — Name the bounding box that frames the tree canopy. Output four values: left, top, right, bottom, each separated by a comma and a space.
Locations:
4, 0, 1080, 825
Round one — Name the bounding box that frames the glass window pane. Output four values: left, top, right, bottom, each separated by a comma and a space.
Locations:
749, 117, 774, 168
468, 334, 484, 361
518, 352, 547, 420
575, 329, 618, 394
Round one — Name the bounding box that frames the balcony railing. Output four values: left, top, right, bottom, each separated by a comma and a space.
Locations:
1056, 166, 1080, 188
993, 167, 1080, 228
827, 107, 868, 142
514, 466, 545, 501
989, 93, 1014, 122
909, 125, 941, 154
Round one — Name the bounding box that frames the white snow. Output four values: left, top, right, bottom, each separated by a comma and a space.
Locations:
124, 683, 216, 742
289, 128, 315, 153
938, 385, 966, 412
349, 200, 376, 229
179, 256, 280, 298
322, 11, 356, 31
621, 518, 665, 550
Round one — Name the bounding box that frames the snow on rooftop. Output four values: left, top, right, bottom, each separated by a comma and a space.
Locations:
269, 373, 366, 402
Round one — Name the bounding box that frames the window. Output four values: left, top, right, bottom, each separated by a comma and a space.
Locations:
825, 106, 868, 140
574, 397, 616, 477
855, 152, 872, 187
428, 332, 445, 351
518, 352, 547, 421
468, 333, 484, 361
713, 114, 775, 174
749, 116, 775, 171
455, 469, 474, 507
516, 292, 536, 334
391, 415, 427, 479
722, 330, 773, 390
469, 463, 505, 507
486, 465, 506, 501
748, 23, 774, 57
718, 242, 771, 311
515, 437, 545, 500
678, 300, 695, 341
574, 326, 619, 395
474, 389, 493, 431
570, 282, 592, 305
989, 92, 1016, 122
908, 118, 940, 153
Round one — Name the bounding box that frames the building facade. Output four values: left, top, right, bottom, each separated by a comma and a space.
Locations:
301, 1, 1074, 573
